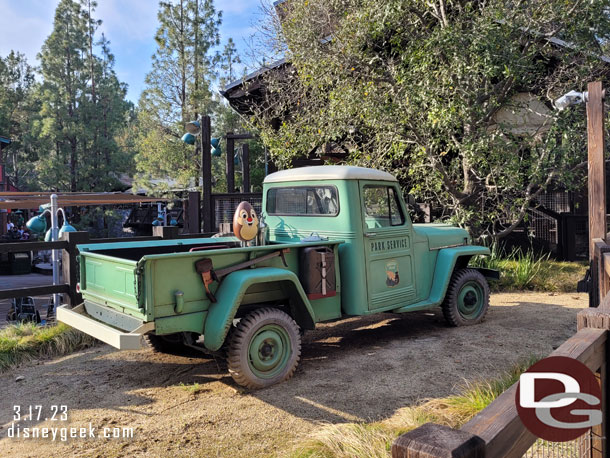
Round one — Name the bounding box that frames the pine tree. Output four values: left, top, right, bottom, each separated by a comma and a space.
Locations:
37, 0, 131, 191
134, 0, 222, 192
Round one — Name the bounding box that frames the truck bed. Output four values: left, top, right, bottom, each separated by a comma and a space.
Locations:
74, 237, 342, 328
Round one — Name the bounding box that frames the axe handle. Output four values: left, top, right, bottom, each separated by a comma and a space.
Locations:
214, 249, 290, 280
200, 271, 217, 303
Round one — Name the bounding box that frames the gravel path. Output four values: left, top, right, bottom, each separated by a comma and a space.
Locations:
0, 292, 587, 457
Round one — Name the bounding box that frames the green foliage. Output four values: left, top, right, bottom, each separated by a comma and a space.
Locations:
473, 247, 587, 292
133, 0, 222, 193
0, 322, 96, 372
253, 0, 610, 239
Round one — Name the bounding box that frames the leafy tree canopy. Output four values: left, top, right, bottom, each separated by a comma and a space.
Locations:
253, 0, 610, 238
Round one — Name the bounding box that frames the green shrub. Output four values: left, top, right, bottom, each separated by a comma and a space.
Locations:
0, 322, 96, 372
472, 246, 586, 292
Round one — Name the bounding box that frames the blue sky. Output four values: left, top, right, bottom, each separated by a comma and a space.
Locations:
0, 0, 266, 102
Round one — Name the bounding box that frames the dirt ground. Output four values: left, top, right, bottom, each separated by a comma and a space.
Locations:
0, 292, 587, 457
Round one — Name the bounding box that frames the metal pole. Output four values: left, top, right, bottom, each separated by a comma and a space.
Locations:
50, 194, 60, 309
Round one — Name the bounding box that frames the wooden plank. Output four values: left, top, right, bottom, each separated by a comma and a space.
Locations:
0, 284, 70, 300
201, 115, 213, 233
61, 231, 89, 305
460, 328, 606, 458
592, 361, 607, 458
392, 423, 484, 458
242, 143, 250, 192
185, 191, 200, 233
225, 133, 254, 140
587, 82, 606, 259
591, 238, 610, 307
226, 134, 235, 193
0, 240, 68, 253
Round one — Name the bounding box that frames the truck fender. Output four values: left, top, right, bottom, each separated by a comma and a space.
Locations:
203, 267, 316, 351
428, 246, 491, 306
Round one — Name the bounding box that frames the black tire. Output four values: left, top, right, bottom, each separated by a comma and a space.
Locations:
227, 307, 301, 389
144, 332, 196, 354
442, 268, 490, 327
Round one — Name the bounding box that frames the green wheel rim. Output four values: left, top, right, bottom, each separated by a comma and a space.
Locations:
248, 324, 292, 379
457, 281, 484, 320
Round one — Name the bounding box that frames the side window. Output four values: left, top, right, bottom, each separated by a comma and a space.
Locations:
363, 186, 405, 228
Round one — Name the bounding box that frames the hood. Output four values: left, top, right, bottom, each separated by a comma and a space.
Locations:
414, 223, 470, 250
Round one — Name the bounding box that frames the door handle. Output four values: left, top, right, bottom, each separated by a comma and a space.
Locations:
365, 232, 377, 237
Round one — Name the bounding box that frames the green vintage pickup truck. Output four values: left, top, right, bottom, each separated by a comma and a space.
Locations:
58, 166, 495, 389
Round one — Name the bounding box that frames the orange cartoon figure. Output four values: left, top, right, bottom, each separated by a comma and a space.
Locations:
233, 201, 259, 242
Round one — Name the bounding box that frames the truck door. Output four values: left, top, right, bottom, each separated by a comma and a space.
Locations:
361, 183, 415, 311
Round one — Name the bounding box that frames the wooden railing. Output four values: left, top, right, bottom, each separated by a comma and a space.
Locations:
0, 226, 214, 304
392, 241, 610, 458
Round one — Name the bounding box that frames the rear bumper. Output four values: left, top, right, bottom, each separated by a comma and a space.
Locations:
57, 304, 154, 350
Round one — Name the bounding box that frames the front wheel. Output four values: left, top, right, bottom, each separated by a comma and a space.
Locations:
442, 268, 490, 326
227, 307, 301, 389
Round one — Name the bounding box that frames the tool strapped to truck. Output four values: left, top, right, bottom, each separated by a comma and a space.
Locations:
195, 249, 290, 302
299, 247, 336, 299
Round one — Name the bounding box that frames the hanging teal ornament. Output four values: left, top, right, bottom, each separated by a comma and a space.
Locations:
26, 214, 47, 234
181, 133, 196, 145
211, 137, 222, 157
59, 222, 77, 236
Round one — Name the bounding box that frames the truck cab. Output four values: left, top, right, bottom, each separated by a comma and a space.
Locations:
263, 166, 481, 317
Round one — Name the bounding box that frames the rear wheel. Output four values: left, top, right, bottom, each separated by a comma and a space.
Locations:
227, 307, 301, 389
442, 268, 490, 326
144, 332, 198, 354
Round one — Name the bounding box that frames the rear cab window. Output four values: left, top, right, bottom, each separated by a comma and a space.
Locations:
266, 186, 339, 216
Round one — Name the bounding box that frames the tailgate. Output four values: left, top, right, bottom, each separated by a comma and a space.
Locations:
79, 251, 145, 319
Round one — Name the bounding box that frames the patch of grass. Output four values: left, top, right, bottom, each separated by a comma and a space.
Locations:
0, 322, 96, 372
472, 246, 587, 292
292, 357, 539, 458
179, 382, 204, 395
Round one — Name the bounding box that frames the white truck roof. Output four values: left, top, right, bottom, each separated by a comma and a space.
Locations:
263, 165, 398, 183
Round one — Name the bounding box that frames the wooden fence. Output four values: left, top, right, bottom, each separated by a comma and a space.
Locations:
0, 226, 214, 304
392, 80, 609, 458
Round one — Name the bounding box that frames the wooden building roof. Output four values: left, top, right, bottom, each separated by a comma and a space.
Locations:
0, 192, 166, 210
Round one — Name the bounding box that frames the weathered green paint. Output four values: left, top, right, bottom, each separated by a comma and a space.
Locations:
392, 246, 490, 313
203, 267, 315, 351
66, 166, 494, 355
155, 311, 207, 335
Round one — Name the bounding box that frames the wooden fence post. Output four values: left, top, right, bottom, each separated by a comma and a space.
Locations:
152, 225, 179, 239
61, 231, 90, 306
578, 295, 610, 458
392, 423, 484, 458
242, 143, 250, 192
587, 82, 606, 308
226, 133, 235, 193
201, 115, 213, 233
184, 191, 200, 234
